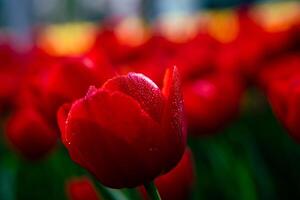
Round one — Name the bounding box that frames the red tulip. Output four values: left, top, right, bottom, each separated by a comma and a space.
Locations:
183, 74, 243, 135
259, 55, 300, 141
114, 35, 179, 87
267, 77, 295, 126
140, 148, 195, 200
93, 27, 147, 65
57, 66, 186, 188
5, 107, 57, 160
43, 56, 112, 124
258, 55, 300, 91
213, 8, 268, 81
172, 33, 218, 82
66, 177, 101, 200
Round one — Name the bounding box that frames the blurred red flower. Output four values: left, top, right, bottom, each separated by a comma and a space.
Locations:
66, 177, 101, 200
5, 107, 57, 160
183, 74, 243, 135
58, 66, 186, 188
42, 57, 111, 123
259, 55, 300, 141
16, 55, 114, 127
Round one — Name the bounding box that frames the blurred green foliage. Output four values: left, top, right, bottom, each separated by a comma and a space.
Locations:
1, 88, 300, 200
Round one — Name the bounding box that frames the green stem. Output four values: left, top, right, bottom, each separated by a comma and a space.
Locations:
144, 181, 161, 200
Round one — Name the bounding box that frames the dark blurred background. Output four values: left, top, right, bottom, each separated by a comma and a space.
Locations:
0, 0, 265, 31
0, 0, 262, 26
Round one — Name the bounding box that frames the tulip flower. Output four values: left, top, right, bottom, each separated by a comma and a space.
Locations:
46, 58, 101, 107
273, 78, 300, 142
113, 35, 179, 87
140, 148, 195, 200
259, 55, 300, 141
172, 33, 218, 81
93, 28, 145, 65
57, 66, 186, 189
66, 177, 101, 200
183, 74, 243, 135
5, 107, 57, 160
258, 55, 300, 91
43, 57, 108, 122
209, 8, 270, 82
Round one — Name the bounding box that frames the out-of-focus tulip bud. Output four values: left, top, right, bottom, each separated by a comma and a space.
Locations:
93, 27, 146, 64
5, 107, 57, 160
140, 148, 195, 200
114, 34, 179, 87
184, 75, 243, 135
43, 57, 112, 124
258, 55, 300, 91
259, 55, 300, 141
66, 177, 101, 200
172, 33, 218, 81
57, 66, 186, 188
267, 76, 300, 141
85, 48, 116, 81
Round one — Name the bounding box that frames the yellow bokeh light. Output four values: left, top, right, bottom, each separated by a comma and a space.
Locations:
114, 17, 150, 47
157, 13, 200, 43
206, 9, 240, 43
250, 2, 300, 32
37, 22, 97, 56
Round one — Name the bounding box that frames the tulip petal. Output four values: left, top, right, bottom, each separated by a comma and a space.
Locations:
57, 103, 72, 136
102, 73, 164, 122
161, 66, 186, 172
162, 66, 186, 139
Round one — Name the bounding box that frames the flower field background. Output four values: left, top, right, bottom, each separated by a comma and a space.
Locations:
1, 1, 300, 200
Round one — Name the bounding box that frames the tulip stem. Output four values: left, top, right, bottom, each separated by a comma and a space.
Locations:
144, 181, 161, 200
